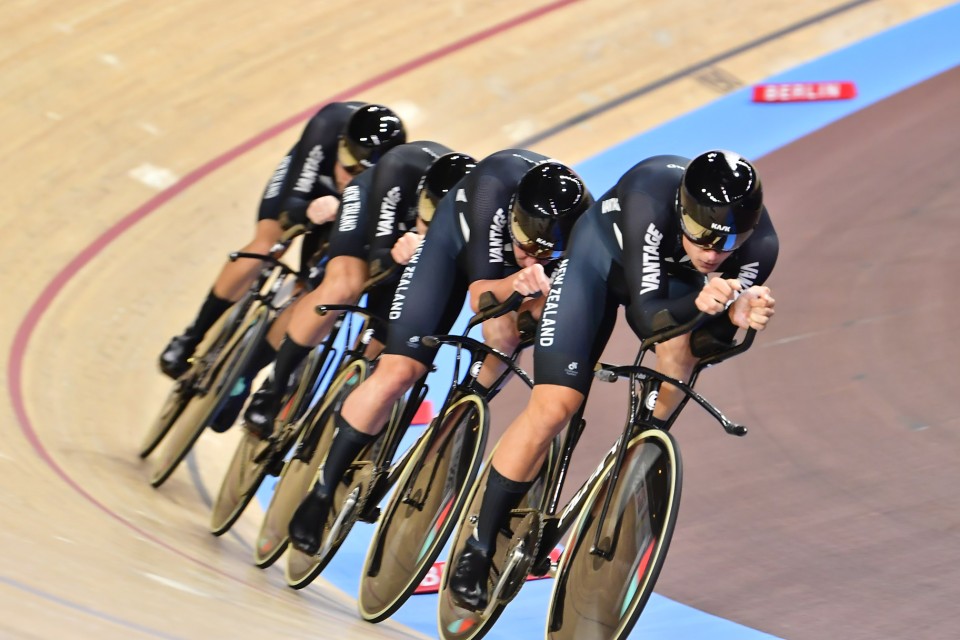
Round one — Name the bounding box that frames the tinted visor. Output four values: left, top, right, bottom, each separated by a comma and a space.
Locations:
680, 205, 753, 252
417, 188, 438, 226
510, 203, 562, 260
337, 138, 371, 176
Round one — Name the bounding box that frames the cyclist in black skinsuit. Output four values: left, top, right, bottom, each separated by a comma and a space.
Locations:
449, 150, 780, 610
237, 143, 479, 437
157, 102, 407, 379
286, 148, 595, 556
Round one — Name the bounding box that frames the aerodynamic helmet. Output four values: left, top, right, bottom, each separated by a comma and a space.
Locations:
416, 152, 478, 225
337, 104, 407, 175
508, 161, 588, 260
678, 150, 763, 252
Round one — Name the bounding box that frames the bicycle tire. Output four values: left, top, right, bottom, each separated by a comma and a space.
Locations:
138, 379, 194, 459
138, 302, 249, 458
436, 440, 556, 640
358, 393, 489, 622
546, 428, 682, 640
149, 306, 271, 488
208, 429, 273, 535
252, 358, 368, 568
209, 346, 333, 536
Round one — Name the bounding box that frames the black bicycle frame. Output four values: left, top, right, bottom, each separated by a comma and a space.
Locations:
531, 316, 756, 564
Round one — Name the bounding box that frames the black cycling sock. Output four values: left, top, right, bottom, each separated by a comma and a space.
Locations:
268, 335, 312, 394
316, 412, 376, 498
241, 338, 278, 382
187, 290, 233, 340
471, 465, 533, 555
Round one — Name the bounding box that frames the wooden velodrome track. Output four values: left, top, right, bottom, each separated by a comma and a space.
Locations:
2, 1, 957, 638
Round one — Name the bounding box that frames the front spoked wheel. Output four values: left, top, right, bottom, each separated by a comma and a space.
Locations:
546, 429, 682, 640
149, 306, 270, 488
252, 358, 368, 568
359, 393, 489, 622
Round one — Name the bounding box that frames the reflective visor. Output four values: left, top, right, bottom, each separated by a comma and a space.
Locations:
680, 206, 752, 252
510, 205, 561, 260
337, 138, 369, 176
417, 188, 437, 225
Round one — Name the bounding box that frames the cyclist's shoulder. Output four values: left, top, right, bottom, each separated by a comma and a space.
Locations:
376, 140, 452, 173
298, 101, 358, 140
617, 155, 688, 193
735, 207, 779, 260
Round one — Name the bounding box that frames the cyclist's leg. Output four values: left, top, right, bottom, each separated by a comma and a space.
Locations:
649, 333, 698, 421
292, 255, 369, 344
647, 275, 705, 421
288, 353, 429, 554
472, 311, 521, 393
357, 279, 393, 359
209, 292, 311, 433
448, 384, 583, 610
245, 221, 369, 432
159, 219, 283, 378
449, 246, 618, 609
338, 214, 467, 436
289, 231, 468, 552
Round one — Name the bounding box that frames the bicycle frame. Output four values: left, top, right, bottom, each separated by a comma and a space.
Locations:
352, 292, 535, 520
288, 304, 388, 462
532, 319, 757, 567
185, 233, 309, 402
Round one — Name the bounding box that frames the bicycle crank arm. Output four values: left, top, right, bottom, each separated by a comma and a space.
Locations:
320, 488, 359, 559
357, 471, 391, 523
485, 540, 527, 619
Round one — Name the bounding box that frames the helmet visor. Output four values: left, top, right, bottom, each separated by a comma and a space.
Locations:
417, 188, 438, 226
510, 204, 562, 260
680, 205, 753, 252
337, 138, 370, 176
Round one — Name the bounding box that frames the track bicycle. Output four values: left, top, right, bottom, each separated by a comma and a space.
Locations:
357, 292, 557, 623
437, 312, 756, 640
279, 292, 540, 591
251, 297, 396, 568
138, 226, 305, 459
209, 265, 397, 536
144, 228, 325, 488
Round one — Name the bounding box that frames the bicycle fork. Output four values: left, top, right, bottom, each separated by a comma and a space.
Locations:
590, 374, 663, 559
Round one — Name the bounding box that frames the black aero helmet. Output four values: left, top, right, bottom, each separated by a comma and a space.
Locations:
416, 152, 477, 225
679, 150, 763, 252
337, 104, 407, 175
509, 161, 588, 260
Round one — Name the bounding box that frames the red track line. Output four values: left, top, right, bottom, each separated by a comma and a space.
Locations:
6, 0, 582, 596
